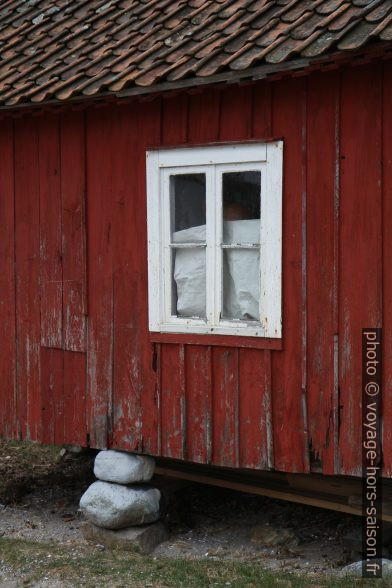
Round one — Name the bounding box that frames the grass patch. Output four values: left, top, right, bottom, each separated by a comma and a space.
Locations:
0, 537, 388, 588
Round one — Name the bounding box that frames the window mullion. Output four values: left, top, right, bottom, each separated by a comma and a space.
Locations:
214, 166, 223, 327
206, 167, 215, 327
162, 169, 173, 323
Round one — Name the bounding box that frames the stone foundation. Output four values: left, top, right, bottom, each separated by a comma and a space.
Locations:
80, 450, 167, 551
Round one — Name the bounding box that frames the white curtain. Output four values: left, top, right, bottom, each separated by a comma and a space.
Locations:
173, 220, 260, 320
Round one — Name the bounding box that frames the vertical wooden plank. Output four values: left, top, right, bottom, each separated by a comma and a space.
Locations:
186, 88, 219, 464
209, 83, 253, 468
187, 88, 221, 144
185, 345, 212, 463
39, 114, 63, 349
157, 94, 189, 458
14, 117, 41, 440
251, 82, 272, 139
212, 347, 239, 467
111, 103, 141, 451
40, 347, 64, 445
271, 77, 309, 473
306, 72, 338, 475
339, 65, 382, 476
38, 115, 65, 446
131, 98, 162, 455
239, 349, 272, 470
61, 110, 87, 447
111, 100, 159, 453
86, 106, 114, 449
40, 348, 54, 445
0, 118, 16, 439
162, 93, 188, 145
219, 84, 253, 141
61, 110, 87, 352
63, 351, 87, 446
160, 343, 186, 458
333, 79, 341, 476
383, 61, 392, 477
230, 80, 275, 472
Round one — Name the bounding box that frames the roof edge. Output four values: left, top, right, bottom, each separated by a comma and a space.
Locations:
0, 43, 391, 113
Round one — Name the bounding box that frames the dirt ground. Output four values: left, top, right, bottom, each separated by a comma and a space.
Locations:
0, 441, 381, 586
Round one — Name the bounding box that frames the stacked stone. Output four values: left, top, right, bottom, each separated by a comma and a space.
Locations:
80, 450, 161, 531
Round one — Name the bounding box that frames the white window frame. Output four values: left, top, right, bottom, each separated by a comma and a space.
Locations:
146, 141, 283, 339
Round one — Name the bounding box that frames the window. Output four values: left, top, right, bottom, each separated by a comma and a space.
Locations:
146, 142, 283, 339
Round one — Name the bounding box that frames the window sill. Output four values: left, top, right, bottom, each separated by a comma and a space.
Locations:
149, 331, 283, 350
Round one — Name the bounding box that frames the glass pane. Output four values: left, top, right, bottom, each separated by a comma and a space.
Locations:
172, 247, 206, 318
222, 171, 261, 244
171, 174, 206, 242
222, 249, 260, 321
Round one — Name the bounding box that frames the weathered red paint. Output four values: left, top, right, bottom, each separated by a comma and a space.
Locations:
14, 117, 41, 441
61, 110, 87, 354
271, 77, 309, 474
0, 119, 16, 440
0, 61, 391, 478
306, 72, 337, 475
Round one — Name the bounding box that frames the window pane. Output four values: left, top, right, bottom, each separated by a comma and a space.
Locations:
222, 171, 260, 244
171, 174, 206, 241
173, 247, 206, 318
222, 249, 260, 321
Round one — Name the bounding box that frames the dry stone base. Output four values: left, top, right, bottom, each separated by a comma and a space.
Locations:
80, 521, 168, 554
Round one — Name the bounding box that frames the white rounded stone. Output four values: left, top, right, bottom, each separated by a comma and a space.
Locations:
340, 559, 392, 577
80, 481, 161, 529
94, 450, 155, 484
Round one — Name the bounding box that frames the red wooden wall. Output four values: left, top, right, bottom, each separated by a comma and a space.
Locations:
0, 60, 390, 478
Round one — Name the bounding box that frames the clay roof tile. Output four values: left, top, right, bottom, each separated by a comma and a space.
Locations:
0, 0, 389, 107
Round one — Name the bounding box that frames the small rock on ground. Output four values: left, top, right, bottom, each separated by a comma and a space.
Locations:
250, 525, 297, 547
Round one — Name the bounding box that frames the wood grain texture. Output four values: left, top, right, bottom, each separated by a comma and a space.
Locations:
0, 119, 16, 438
162, 93, 188, 145
212, 347, 239, 467
160, 343, 186, 458
156, 94, 189, 459
110, 101, 159, 453
338, 65, 382, 476
111, 103, 143, 451
219, 85, 252, 141
188, 88, 221, 144
135, 99, 162, 455
61, 110, 87, 353
306, 72, 338, 474
239, 348, 272, 469
40, 347, 64, 445
271, 78, 309, 473
1, 65, 391, 481
14, 117, 41, 441
185, 345, 212, 463
251, 82, 272, 139
86, 107, 114, 449
186, 88, 220, 465
39, 114, 63, 349
63, 350, 87, 446
211, 83, 252, 468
